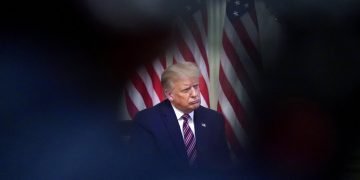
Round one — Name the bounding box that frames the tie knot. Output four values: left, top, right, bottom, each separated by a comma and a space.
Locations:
182, 113, 190, 122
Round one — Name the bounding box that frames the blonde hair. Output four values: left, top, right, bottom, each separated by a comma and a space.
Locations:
161, 62, 200, 91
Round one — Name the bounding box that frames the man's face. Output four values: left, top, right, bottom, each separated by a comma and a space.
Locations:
168, 76, 201, 113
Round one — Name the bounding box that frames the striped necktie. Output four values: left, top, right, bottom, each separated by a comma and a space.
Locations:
182, 113, 197, 165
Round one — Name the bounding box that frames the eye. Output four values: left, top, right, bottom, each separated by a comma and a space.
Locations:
181, 87, 191, 93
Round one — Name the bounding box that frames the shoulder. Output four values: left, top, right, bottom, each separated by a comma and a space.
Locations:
196, 106, 225, 131
132, 100, 168, 124
196, 106, 224, 123
197, 106, 222, 117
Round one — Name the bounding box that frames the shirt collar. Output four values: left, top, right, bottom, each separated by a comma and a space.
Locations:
171, 104, 194, 121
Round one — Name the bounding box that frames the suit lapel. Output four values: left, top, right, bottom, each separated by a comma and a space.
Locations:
160, 100, 187, 159
194, 107, 207, 157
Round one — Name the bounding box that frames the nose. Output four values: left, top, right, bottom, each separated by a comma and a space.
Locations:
190, 86, 199, 97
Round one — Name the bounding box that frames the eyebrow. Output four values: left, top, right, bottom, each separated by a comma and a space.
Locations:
181, 86, 191, 91
181, 83, 199, 90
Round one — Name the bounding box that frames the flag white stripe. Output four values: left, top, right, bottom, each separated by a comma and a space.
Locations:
224, 16, 260, 90
119, 90, 131, 120
126, 82, 146, 111
178, 20, 210, 85
153, 59, 165, 78
137, 67, 160, 105
193, 11, 208, 51
220, 49, 253, 115
172, 46, 185, 63
200, 94, 208, 108
240, 12, 259, 49
218, 85, 247, 147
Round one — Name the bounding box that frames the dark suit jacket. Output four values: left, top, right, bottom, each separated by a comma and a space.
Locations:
129, 99, 231, 178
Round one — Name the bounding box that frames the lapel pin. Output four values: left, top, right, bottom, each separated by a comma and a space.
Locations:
201, 123, 206, 127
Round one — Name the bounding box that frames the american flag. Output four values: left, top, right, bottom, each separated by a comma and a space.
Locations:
218, 0, 261, 159
121, 0, 261, 161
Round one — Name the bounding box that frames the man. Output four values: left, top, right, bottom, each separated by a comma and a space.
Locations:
129, 62, 231, 178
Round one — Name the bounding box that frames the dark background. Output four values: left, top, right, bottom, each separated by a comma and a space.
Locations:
1, 0, 360, 179
257, 0, 360, 178
1, 0, 177, 178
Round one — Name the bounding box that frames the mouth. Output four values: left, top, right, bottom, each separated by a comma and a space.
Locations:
190, 100, 200, 105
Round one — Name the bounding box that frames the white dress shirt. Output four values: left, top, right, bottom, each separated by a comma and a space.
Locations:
171, 104, 196, 139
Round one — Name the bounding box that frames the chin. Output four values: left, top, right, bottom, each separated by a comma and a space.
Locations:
192, 103, 200, 109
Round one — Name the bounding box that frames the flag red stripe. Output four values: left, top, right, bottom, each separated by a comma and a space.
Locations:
202, 9, 208, 35
199, 77, 209, 105
130, 73, 153, 108
219, 65, 247, 128
186, 19, 210, 76
125, 89, 139, 118
218, 105, 243, 158
223, 33, 256, 100
232, 21, 262, 71
159, 55, 167, 69
249, 7, 259, 31
145, 63, 164, 101
224, 119, 244, 158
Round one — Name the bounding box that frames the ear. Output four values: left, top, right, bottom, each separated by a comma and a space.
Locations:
164, 89, 174, 101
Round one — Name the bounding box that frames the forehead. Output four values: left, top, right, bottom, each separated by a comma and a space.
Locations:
173, 76, 199, 86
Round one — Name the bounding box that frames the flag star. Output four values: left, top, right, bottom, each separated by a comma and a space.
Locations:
234, 0, 241, 6
186, 6, 192, 11
244, 3, 249, 8
233, 11, 239, 16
